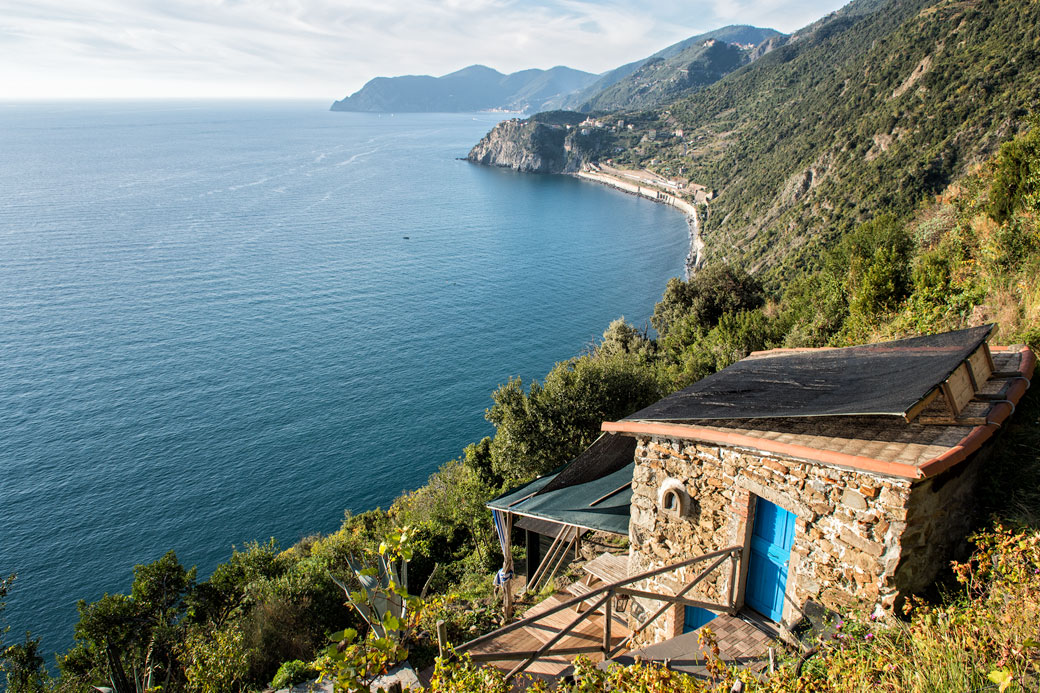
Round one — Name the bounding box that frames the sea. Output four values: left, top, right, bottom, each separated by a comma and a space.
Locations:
0, 101, 689, 656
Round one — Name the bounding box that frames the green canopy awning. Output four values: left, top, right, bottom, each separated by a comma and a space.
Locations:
487, 435, 635, 536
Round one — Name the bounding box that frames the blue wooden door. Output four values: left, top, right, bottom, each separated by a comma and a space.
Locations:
745, 497, 795, 621
682, 606, 717, 633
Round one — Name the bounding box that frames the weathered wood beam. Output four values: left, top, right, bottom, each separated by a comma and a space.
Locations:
613, 587, 729, 611
467, 645, 603, 662
505, 592, 611, 681
589, 482, 632, 507
457, 546, 741, 654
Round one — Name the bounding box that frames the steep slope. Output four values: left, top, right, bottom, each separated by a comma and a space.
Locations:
652, 0, 1040, 282
579, 38, 749, 113
555, 25, 781, 111
330, 64, 598, 113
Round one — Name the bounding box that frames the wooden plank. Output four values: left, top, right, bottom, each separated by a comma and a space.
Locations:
583, 553, 628, 584
940, 383, 961, 418
468, 646, 603, 662
946, 363, 976, 415
458, 546, 740, 654
566, 581, 594, 596
964, 357, 980, 392
538, 529, 578, 592
437, 620, 448, 659
608, 552, 732, 658
917, 415, 993, 426
973, 391, 1013, 401
525, 530, 568, 593
506, 592, 611, 680
983, 342, 997, 374
904, 387, 940, 423
614, 587, 729, 611
507, 492, 538, 508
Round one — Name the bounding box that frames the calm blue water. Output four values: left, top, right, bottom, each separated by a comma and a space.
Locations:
0, 101, 688, 655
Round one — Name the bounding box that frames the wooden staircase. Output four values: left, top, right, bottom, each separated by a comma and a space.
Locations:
449, 546, 743, 683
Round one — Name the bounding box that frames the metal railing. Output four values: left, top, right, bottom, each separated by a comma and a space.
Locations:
447, 545, 743, 682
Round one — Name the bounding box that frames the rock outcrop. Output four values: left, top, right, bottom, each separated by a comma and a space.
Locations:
466, 114, 614, 174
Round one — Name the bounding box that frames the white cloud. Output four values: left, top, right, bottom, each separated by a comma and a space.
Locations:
0, 0, 848, 100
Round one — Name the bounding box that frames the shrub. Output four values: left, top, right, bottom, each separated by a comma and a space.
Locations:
269, 659, 317, 690
830, 214, 914, 329
180, 622, 249, 693
989, 120, 1040, 224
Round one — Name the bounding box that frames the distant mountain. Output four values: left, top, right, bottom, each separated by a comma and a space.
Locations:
553, 25, 782, 111
330, 65, 598, 113
330, 25, 779, 115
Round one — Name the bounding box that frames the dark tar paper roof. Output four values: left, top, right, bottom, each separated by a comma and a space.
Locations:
625, 325, 994, 422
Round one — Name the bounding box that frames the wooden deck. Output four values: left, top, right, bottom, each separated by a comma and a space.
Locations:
609, 613, 775, 678
467, 592, 632, 679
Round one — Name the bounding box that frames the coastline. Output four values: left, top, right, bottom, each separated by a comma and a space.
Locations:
572, 168, 705, 279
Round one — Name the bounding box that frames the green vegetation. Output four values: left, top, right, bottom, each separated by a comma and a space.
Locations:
602, 0, 1040, 286
558, 25, 781, 112
421, 523, 1040, 692
5, 118, 1040, 693
26, 109, 1040, 693
579, 40, 750, 113
7, 0, 1040, 687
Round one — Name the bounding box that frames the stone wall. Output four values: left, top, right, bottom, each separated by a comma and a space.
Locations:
895, 450, 985, 594
627, 436, 921, 646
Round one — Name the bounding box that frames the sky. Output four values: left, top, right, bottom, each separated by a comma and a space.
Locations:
0, 0, 849, 100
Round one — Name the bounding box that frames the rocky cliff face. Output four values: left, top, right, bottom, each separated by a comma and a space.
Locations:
466, 117, 613, 174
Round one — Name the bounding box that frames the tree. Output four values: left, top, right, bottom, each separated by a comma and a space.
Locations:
1, 575, 48, 693
651, 265, 765, 337
3, 633, 48, 693
989, 119, 1040, 224
828, 214, 913, 329
73, 551, 196, 693
487, 352, 663, 484
596, 318, 655, 359
660, 309, 776, 389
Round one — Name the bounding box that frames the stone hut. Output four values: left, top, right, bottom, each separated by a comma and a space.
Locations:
601, 325, 1034, 645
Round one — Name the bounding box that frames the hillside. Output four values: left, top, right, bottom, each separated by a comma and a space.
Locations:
9, 1, 1040, 691
469, 0, 1040, 290
578, 38, 751, 113
555, 25, 781, 111
330, 64, 598, 113
621, 0, 1040, 283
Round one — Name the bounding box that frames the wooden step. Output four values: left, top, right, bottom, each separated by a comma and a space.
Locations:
565, 581, 594, 597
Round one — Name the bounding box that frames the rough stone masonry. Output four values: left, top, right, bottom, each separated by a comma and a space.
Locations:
626, 435, 983, 646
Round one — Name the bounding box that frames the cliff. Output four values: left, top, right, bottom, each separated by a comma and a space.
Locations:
466, 112, 614, 174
